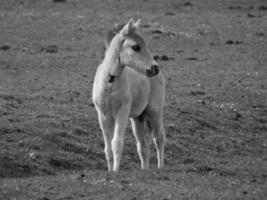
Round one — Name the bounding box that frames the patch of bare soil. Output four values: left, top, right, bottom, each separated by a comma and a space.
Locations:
0, 0, 266, 199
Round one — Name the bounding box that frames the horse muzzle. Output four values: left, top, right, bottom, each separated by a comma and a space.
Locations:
146, 64, 159, 77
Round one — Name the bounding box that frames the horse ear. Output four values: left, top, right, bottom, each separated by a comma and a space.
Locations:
134, 19, 141, 29
120, 18, 134, 36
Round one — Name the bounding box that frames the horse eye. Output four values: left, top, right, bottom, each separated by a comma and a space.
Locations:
132, 45, 141, 52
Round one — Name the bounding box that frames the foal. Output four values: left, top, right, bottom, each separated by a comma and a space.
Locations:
92, 19, 166, 172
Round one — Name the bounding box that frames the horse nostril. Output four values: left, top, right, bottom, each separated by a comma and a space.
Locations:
151, 65, 159, 74
146, 64, 160, 77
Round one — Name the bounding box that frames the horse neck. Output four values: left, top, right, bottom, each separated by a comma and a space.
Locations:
101, 40, 124, 78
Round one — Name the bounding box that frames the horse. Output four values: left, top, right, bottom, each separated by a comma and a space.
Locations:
92, 19, 166, 172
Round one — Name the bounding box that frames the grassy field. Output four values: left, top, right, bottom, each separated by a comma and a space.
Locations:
0, 0, 266, 199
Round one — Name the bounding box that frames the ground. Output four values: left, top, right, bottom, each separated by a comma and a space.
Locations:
0, 0, 266, 199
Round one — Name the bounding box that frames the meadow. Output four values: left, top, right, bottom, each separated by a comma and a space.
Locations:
0, 0, 266, 199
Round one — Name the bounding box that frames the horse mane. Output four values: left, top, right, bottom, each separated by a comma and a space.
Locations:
105, 23, 125, 47
99, 23, 125, 59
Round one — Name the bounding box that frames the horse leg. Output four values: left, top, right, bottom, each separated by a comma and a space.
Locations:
97, 112, 114, 172
147, 110, 166, 169
130, 116, 150, 170
112, 105, 130, 172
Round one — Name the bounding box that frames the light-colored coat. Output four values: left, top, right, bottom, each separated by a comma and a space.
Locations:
92, 19, 166, 172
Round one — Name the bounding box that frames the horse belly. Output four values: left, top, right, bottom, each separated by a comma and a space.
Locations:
130, 96, 149, 117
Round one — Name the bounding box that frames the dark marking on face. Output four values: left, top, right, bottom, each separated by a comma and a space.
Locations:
127, 30, 146, 49
132, 44, 141, 52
